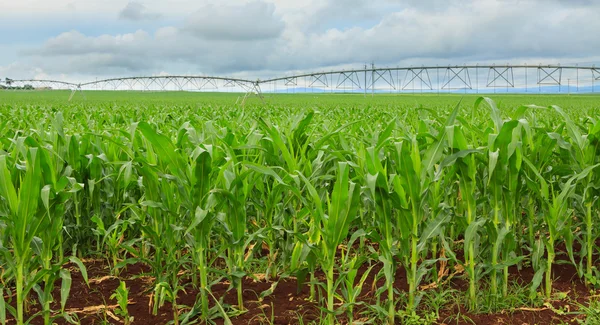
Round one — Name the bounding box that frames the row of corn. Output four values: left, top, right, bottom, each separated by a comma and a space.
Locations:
0, 97, 599, 324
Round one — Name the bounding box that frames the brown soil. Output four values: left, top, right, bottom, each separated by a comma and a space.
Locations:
439, 261, 590, 325
5, 257, 595, 325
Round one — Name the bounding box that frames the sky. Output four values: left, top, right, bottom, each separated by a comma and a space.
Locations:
1, 0, 599, 83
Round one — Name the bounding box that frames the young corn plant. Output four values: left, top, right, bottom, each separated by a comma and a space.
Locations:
301, 162, 360, 325
141, 121, 225, 322
392, 102, 459, 313
581, 120, 600, 285
111, 281, 133, 325
0, 149, 47, 325
524, 156, 599, 298
212, 124, 284, 313
184, 149, 217, 322
486, 119, 525, 299
463, 97, 528, 305
33, 142, 88, 325
91, 212, 136, 276
521, 131, 557, 299
436, 126, 481, 310
363, 143, 401, 324
136, 122, 194, 325
552, 106, 600, 284
338, 231, 372, 325
244, 160, 299, 282
521, 118, 557, 253
137, 163, 190, 325
292, 170, 326, 302
257, 111, 320, 274
213, 158, 254, 312
366, 171, 397, 324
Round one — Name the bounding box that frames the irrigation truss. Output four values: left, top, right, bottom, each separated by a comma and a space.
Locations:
2, 64, 600, 100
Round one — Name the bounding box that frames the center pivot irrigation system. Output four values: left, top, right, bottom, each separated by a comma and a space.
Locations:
2, 64, 600, 101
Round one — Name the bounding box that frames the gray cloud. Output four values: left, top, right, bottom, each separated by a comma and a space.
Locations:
24, 30, 152, 57
10, 0, 600, 79
24, 25, 279, 75
119, 2, 161, 21
306, 0, 390, 27
183, 1, 285, 40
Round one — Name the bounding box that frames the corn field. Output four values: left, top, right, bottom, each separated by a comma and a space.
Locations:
1, 93, 600, 324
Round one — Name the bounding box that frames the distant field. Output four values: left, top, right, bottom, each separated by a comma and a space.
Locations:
1, 89, 600, 325
2, 89, 600, 112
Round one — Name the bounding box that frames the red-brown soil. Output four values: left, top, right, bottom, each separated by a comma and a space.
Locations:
5, 256, 595, 325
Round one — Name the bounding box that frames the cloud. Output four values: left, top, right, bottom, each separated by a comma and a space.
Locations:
28, 30, 152, 56
183, 1, 285, 40
118, 2, 161, 21
6, 0, 600, 80
0, 62, 41, 79
267, 0, 600, 70
21, 29, 159, 74
24, 25, 279, 75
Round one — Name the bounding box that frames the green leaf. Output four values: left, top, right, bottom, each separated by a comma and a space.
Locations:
532, 239, 545, 271
327, 162, 360, 252
557, 163, 600, 204
17, 148, 42, 230
522, 157, 549, 200
244, 162, 287, 185
493, 227, 510, 257
376, 118, 396, 149
259, 282, 278, 300
530, 266, 546, 300
0, 155, 18, 214
475, 97, 503, 133
60, 269, 72, 312
209, 292, 233, 325
552, 105, 584, 150
31, 237, 43, 256
258, 118, 296, 172
290, 242, 304, 271
41, 185, 51, 212
488, 149, 499, 185
185, 207, 209, 235
137, 122, 188, 182
0, 288, 6, 325
436, 149, 481, 180
69, 256, 89, 285
563, 229, 576, 266
417, 211, 450, 253
464, 219, 486, 256
194, 150, 212, 206
513, 104, 546, 120
297, 172, 325, 240
421, 99, 461, 180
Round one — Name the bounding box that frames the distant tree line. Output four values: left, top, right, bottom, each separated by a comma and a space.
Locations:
0, 84, 34, 90
1, 78, 34, 90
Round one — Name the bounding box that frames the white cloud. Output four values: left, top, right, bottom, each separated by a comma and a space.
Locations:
1, 0, 599, 80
